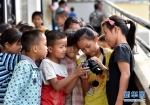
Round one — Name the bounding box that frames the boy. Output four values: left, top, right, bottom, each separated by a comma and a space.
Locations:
69, 7, 77, 17
4, 30, 47, 105
56, 11, 68, 31
32, 11, 47, 33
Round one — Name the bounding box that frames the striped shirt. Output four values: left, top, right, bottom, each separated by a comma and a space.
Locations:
61, 57, 84, 105
0, 53, 20, 104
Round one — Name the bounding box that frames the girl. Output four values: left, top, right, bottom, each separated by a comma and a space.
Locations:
74, 27, 112, 105
61, 30, 84, 105
63, 17, 83, 32
40, 30, 89, 105
94, 15, 136, 105
0, 28, 22, 104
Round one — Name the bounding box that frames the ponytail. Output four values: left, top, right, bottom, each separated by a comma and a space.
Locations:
126, 20, 136, 50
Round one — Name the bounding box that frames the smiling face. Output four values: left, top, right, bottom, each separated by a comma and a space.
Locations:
103, 24, 117, 48
66, 45, 79, 60
77, 37, 99, 57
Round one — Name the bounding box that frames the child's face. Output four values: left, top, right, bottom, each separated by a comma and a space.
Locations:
32, 15, 43, 27
49, 38, 67, 59
67, 24, 81, 31
36, 34, 47, 59
77, 38, 98, 57
7, 41, 22, 54
66, 45, 79, 59
56, 15, 66, 26
103, 24, 117, 48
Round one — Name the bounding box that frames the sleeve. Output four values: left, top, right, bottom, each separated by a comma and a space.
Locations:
4, 61, 31, 105
40, 59, 56, 81
114, 46, 130, 63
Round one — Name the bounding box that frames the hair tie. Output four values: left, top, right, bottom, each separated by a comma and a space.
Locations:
105, 18, 115, 25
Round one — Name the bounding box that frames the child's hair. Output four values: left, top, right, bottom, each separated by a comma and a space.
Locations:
99, 34, 106, 42
46, 30, 66, 47
0, 28, 22, 47
102, 15, 136, 50
0, 23, 12, 33
16, 20, 28, 29
84, 24, 95, 31
74, 27, 98, 45
32, 11, 43, 20
19, 25, 35, 33
63, 17, 83, 31
94, 3, 99, 10
56, 11, 68, 18
59, 0, 66, 6
64, 30, 76, 46
21, 30, 43, 52
70, 7, 74, 12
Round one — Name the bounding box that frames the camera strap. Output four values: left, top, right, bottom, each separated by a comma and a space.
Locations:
86, 47, 106, 65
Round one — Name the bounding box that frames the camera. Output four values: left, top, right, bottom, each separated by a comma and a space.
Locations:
82, 59, 103, 75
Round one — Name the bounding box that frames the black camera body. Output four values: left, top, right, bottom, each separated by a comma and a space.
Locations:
82, 59, 103, 75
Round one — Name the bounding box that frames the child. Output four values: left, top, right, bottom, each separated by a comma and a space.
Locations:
61, 30, 84, 105
40, 30, 89, 105
98, 34, 111, 49
0, 23, 12, 35
56, 11, 68, 31
19, 25, 35, 33
4, 30, 47, 104
74, 27, 112, 105
98, 15, 135, 105
15, 20, 28, 30
63, 17, 83, 32
0, 28, 22, 104
56, 0, 69, 13
69, 7, 77, 17
32, 11, 47, 33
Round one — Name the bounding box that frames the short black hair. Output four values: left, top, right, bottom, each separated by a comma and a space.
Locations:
94, 3, 99, 10
0, 23, 11, 33
21, 30, 43, 52
32, 11, 43, 20
19, 25, 35, 33
64, 30, 76, 46
46, 30, 66, 47
0, 28, 22, 47
56, 11, 68, 18
70, 7, 74, 12
59, 0, 66, 6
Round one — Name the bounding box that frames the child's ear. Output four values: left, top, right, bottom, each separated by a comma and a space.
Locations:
94, 36, 99, 42
4, 42, 11, 49
48, 46, 52, 53
32, 46, 38, 53
114, 26, 119, 34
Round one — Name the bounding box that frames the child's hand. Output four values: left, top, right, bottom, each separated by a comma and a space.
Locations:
66, 94, 71, 99
90, 56, 107, 70
80, 72, 89, 80
73, 64, 89, 76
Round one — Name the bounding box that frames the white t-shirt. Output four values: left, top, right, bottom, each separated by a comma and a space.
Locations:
40, 59, 68, 85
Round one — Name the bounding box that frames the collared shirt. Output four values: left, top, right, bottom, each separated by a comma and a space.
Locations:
61, 57, 84, 105
0, 53, 20, 104
4, 55, 42, 105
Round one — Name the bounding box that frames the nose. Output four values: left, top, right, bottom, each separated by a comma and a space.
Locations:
85, 48, 90, 54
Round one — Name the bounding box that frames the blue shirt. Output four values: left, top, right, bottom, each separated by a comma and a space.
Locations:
69, 12, 77, 17
0, 53, 20, 104
4, 55, 42, 105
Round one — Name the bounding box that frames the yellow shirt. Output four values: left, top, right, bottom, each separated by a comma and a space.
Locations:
40, 26, 47, 33
77, 48, 112, 105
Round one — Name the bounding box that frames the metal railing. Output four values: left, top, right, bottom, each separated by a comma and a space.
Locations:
102, 0, 150, 104
102, 0, 150, 53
